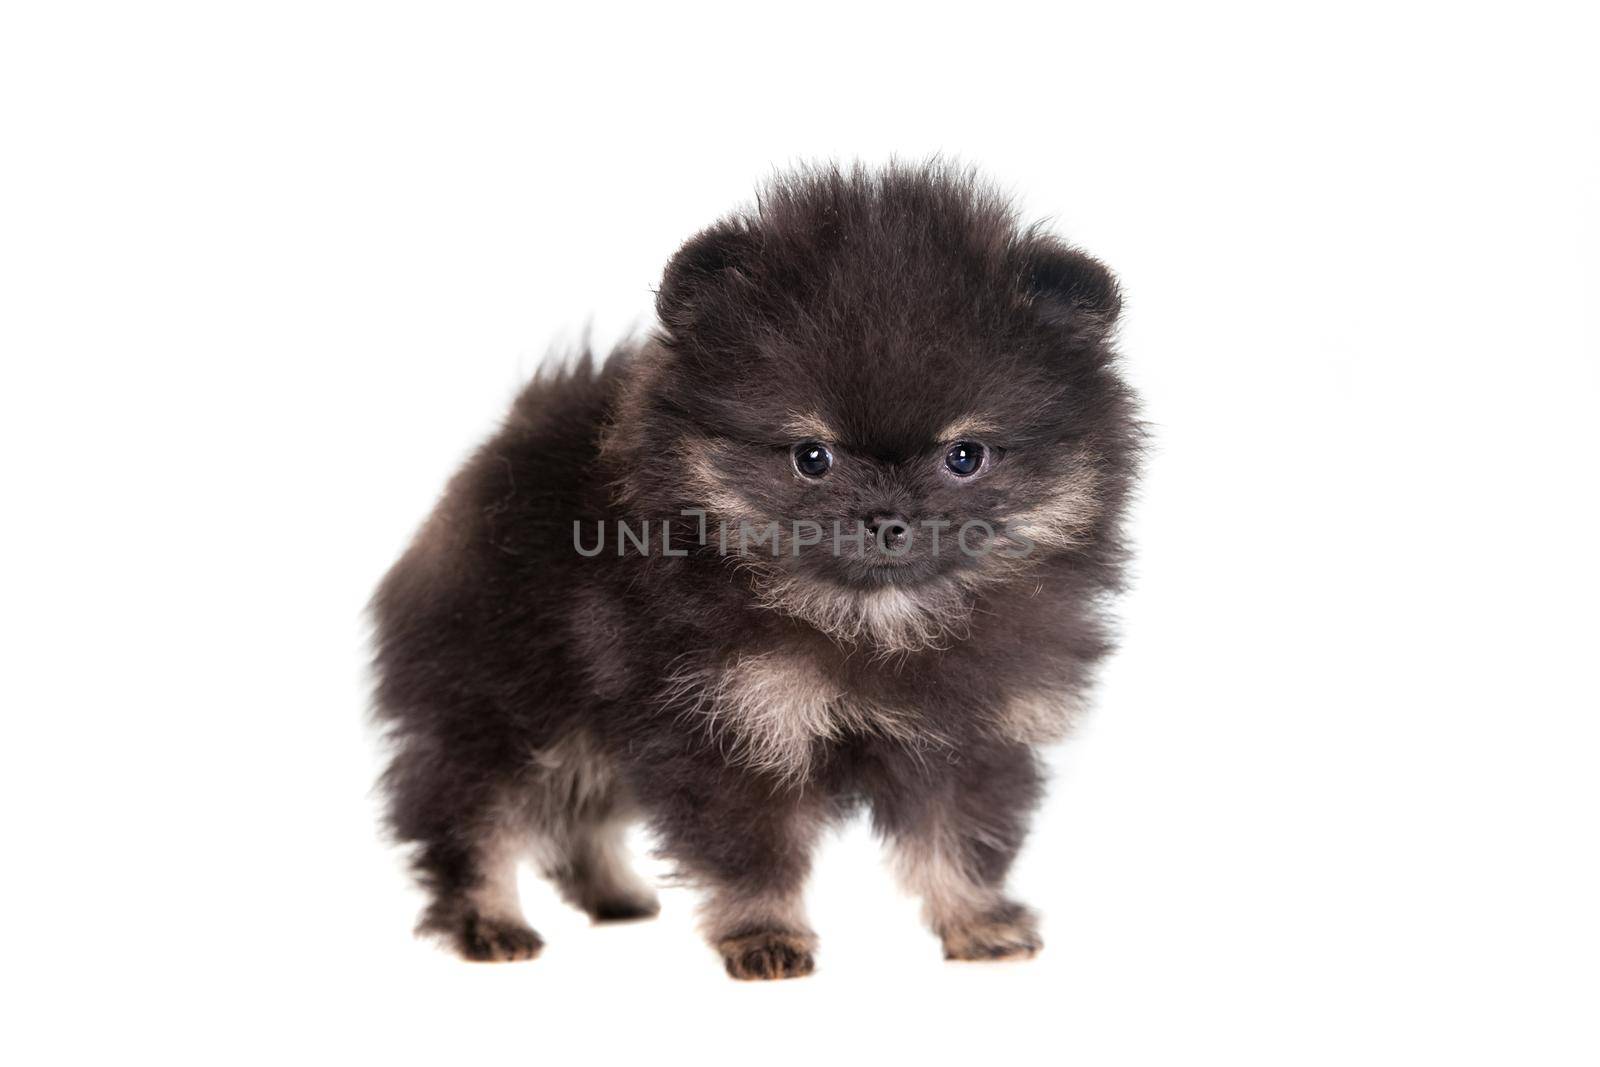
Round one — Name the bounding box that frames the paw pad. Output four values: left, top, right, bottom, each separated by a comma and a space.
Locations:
717, 930, 817, 980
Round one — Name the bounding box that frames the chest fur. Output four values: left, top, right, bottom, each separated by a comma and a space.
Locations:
660, 648, 1077, 782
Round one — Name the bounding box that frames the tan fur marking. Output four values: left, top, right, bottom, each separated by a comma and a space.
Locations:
717, 929, 818, 980
890, 830, 1000, 934
939, 909, 1042, 961
703, 883, 818, 978
522, 732, 657, 917
554, 814, 659, 918
936, 415, 1000, 442
890, 829, 1041, 960
993, 686, 1085, 744
445, 731, 656, 934
662, 649, 944, 782
749, 573, 974, 656
780, 411, 836, 441
464, 826, 529, 924
1003, 452, 1101, 552
685, 453, 758, 525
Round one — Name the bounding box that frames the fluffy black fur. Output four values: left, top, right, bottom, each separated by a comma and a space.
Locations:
370, 161, 1141, 978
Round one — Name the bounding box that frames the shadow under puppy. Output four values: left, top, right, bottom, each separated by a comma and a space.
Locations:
370, 161, 1141, 979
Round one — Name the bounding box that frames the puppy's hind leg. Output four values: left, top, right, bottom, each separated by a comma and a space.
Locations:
412, 824, 544, 963
384, 737, 544, 962
529, 731, 660, 924
546, 814, 661, 923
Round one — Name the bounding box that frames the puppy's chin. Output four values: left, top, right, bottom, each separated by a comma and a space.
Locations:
747, 567, 975, 655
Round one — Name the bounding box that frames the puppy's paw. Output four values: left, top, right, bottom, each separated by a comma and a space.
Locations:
941, 903, 1042, 962
717, 930, 817, 981
453, 914, 545, 962
588, 889, 661, 924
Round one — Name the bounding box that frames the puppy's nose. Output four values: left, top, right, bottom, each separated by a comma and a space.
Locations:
866, 513, 911, 551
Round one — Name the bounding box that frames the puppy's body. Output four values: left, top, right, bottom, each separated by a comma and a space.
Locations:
371, 163, 1140, 977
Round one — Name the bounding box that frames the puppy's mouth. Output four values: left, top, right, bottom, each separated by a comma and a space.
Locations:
851, 556, 942, 587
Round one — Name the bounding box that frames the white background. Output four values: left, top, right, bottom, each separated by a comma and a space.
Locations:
2, 2, 1595, 1064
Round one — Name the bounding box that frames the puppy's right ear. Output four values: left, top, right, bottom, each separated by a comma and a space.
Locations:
1020, 238, 1122, 339
655, 222, 757, 334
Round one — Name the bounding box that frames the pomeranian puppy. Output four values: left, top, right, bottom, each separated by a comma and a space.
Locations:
370, 161, 1140, 979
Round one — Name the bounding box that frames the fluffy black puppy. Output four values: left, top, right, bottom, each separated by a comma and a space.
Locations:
371, 162, 1141, 978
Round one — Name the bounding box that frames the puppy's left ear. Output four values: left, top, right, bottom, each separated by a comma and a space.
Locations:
1021, 239, 1122, 337
655, 221, 757, 335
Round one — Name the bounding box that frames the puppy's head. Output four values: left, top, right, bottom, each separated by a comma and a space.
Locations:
610, 163, 1139, 651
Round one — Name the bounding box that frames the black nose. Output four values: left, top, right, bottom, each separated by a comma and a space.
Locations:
866, 513, 911, 551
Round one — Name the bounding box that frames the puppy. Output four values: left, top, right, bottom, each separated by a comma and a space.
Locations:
370, 161, 1141, 978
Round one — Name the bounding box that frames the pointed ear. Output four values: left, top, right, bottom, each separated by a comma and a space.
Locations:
1022, 239, 1122, 335
655, 222, 757, 333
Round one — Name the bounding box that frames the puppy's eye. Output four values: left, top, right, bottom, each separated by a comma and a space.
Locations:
793, 442, 833, 478
945, 441, 985, 477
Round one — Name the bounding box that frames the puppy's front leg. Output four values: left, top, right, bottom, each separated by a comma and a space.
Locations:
875, 742, 1046, 961
705, 880, 817, 981
650, 772, 826, 980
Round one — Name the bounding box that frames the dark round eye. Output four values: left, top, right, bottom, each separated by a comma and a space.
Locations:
945, 441, 985, 477
793, 442, 833, 478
